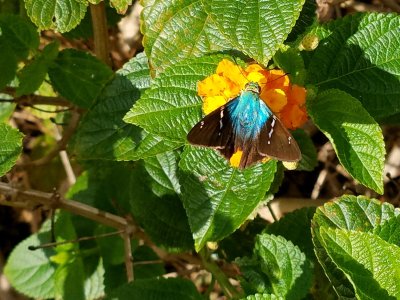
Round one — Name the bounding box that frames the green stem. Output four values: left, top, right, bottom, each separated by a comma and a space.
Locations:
267, 201, 278, 222
199, 248, 241, 299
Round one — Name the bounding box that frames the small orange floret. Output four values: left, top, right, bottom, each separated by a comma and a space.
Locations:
280, 105, 308, 129
287, 85, 306, 106
203, 95, 226, 115
216, 59, 247, 89
260, 88, 287, 113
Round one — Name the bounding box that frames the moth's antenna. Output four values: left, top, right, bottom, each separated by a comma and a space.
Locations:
232, 57, 250, 83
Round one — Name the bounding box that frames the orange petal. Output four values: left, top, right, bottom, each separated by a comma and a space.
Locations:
216, 59, 247, 90
260, 88, 288, 113
267, 70, 290, 90
287, 85, 306, 106
280, 105, 308, 129
203, 96, 227, 115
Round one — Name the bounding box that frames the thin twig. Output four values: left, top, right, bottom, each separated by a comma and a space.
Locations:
28, 229, 125, 250
266, 202, 278, 222
123, 230, 134, 282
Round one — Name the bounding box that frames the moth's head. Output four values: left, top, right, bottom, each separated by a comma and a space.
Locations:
244, 82, 261, 94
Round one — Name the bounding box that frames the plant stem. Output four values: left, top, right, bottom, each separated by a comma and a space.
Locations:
267, 201, 278, 222
199, 248, 241, 299
90, 2, 111, 66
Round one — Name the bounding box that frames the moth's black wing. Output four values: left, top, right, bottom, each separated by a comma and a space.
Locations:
257, 115, 301, 162
187, 98, 238, 159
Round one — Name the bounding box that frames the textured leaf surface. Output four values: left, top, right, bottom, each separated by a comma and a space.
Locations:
17, 42, 59, 96
130, 162, 194, 252
73, 53, 179, 161
265, 207, 316, 258
374, 215, 400, 246
238, 234, 312, 299
312, 195, 400, 298
306, 13, 400, 122
25, 0, 87, 32
141, 0, 231, 73
207, 0, 304, 65
4, 231, 56, 299
49, 49, 113, 108
73, 53, 148, 160
125, 54, 229, 141
0, 42, 17, 90
320, 228, 400, 299
0, 124, 23, 176
286, 0, 317, 42
143, 151, 181, 197
308, 89, 385, 194
106, 278, 202, 300
179, 146, 277, 250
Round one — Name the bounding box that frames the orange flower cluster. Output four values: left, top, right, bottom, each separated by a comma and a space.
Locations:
197, 59, 308, 130
197, 59, 307, 168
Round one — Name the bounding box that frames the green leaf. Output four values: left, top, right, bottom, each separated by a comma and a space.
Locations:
179, 146, 277, 251
109, 0, 132, 14
306, 13, 400, 123
206, 0, 305, 65
0, 100, 16, 122
244, 294, 282, 300
291, 129, 317, 171
25, 0, 88, 33
143, 151, 181, 196
49, 49, 114, 108
0, 123, 23, 176
133, 246, 165, 279
141, 0, 231, 73
286, 0, 317, 42
0, 14, 39, 60
320, 228, 400, 299
4, 223, 56, 299
374, 215, 400, 246
130, 162, 194, 252
124, 54, 229, 141
273, 47, 306, 85
265, 207, 316, 259
307, 89, 385, 194
0, 42, 17, 90
238, 234, 312, 299
72, 53, 179, 161
106, 278, 202, 300
17, 42, 59, 96
312, 195, 400, 299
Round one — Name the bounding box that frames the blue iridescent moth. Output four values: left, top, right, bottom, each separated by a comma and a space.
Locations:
187, 81, 301, 169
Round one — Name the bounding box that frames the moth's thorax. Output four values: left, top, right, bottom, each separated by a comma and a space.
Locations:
228, 90, 272, 141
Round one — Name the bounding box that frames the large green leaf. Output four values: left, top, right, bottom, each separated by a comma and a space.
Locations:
312, 195, 400, 299
106, 278, 202, 300
237, 234, 312, 299
4, 227, 57, 299
48, 49, 114, 108
0, 123, 23, 176
320, 228, 400, 299
25, 0, 87, 33
73, 53, 179, 161
0, 42, 17, 90
141, 0, 231, 73
306, 13, 400, 123
206, 0, 304, 65
0, 14, 39, 60
17, 42, 59, 96
124, 54, 230, 141
179, 146, 277, 251
307, 89, 385, 194
374, 215, 400, 246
